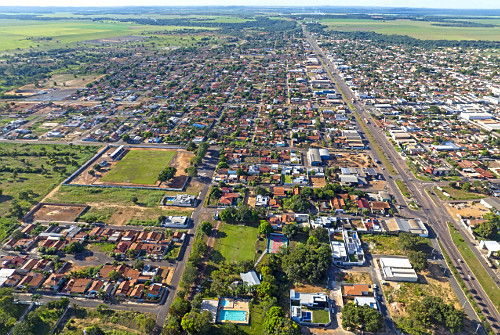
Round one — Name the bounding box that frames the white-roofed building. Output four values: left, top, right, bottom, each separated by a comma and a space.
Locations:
379, 257, 418, 282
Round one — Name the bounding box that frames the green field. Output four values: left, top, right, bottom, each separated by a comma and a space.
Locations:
434, 186, 485, 201
0, 19, 214, 52
101, 149, 176, 185
395, 179, 411, 198
217, 224, 258, 263
321, 18, 500, 41
448, 224, 500, 312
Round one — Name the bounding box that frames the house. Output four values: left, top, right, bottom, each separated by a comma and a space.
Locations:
115, 280, 131, 297
354, 297, 378, 310
479, 240, 500, 258
344, 284, 371, 297
273, 187, 286, 198
240, 271, 261, 286
147, 283, 163, 299
129, 284, 145, 299
290, 290, 330, 326
60, 278, 92, 295
370, 201, 390, 214
42, 273, 66, 292
163, 194, 197, 207
255, 195, 270, 207
161, 216, 190, 229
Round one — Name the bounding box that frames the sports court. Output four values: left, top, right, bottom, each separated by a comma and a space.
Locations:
267, 233, 288, 254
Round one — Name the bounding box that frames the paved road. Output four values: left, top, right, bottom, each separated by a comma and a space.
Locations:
303, 26, 499, 333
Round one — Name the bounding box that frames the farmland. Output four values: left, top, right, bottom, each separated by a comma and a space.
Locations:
0, 19, 215, 52
101, 149, 176, 185
321, 18, 500, 41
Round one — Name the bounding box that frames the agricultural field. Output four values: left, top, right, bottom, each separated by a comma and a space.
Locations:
0, 143, 98, 218
101, 149, 176, 185
320, 18, 500, 41
0, 18, 216, 52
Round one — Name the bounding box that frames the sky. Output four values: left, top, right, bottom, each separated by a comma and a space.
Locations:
5, 0, 500, 9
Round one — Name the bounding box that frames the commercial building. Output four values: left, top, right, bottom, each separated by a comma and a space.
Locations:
379, 257, 418, 282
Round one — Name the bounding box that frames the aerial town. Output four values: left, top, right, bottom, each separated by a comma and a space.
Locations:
0, 6, 499, 335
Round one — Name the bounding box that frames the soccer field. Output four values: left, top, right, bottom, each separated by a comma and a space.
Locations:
101, 149, 176, 185
218, 224, 258, 263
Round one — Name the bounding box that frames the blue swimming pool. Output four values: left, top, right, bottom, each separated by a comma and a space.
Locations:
219, 310, 247, 322
221, 299, 230, 307
302, 311, 312, 322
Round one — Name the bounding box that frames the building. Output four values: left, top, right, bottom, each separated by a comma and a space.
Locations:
163, 194, 197, 207
161, 216, 190, 229
479, 240, 500, 257
480, 198, 500, 214
382, 218, 428, 237
290, 290, 331, 326
319, 149, 330, 160
308, 148, 322, 166
379, 257, 418, 282
240, 271, 261, 286
109, 145, 126, 160
255, 195, 270, 207
354, 297, 378, 310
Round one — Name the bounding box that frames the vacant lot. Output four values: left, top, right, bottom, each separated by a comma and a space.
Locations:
434, 186, 485, 201
0, 143, 97, 218
216, 224, 258, 263
322, 18, 500, 41
446, 201, 490, 220
101, 149, 176, 185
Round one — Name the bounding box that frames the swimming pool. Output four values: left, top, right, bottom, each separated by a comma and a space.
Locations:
219, 310, 247, 322
221, 299, 231, 307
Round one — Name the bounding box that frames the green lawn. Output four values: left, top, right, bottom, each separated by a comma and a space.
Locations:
239, 303, 265, 335
448, 223, 500, 312
312, 309, 331, 324
101, 149, 176, 185
217, 224, 258, 263
321, 18, 500, 41
395, 179, 411, 198
434, 186, 485, 201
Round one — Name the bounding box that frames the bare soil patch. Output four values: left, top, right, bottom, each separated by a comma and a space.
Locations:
27, 203, 88, 223
446, 201, 489, 220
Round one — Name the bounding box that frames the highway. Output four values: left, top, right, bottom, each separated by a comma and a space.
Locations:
303, 25, 500, 333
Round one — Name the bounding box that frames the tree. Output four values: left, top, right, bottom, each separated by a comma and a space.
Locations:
309, 228, 329, 243
209, 187, 221, 199
259, 220, 274, 236
342, 302, 383, 332
263, 306, 284, 334
399, 232, 422, 251
288, 195, 310, 213
108, 270, 123, 281
282, 223, 298, 239
169, 297, 190, 318
254, 186, 269, 196
461, 182, 471, 192
159, 167, 177, 182
131, 196, 139, 204
200, 221, 213, 236
85, 325, 105, 335
181, 311, 212, 334
133, 259, 145, 270
11, 229, 24, 240
220, 207, 237, 223
281, 242, 331, 284
31, 294, 41, 303
408, 250, 428, 271
185, 166, 198, 177
96, 303, 108, 315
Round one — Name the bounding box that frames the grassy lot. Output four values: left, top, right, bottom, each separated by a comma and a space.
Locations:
217, 223, 258, 263
321, 18, 500, 41
361, 234, 431, 256
59, 306, 156, 334
0, 143, 98, 218
47, 186, 166, 207
448, 223, 500, 312
238, 303, 265, 335
101, 150, 176, 185
395, 179, 411, 197
87, 242, 115, 253
434, 186, 485, 201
